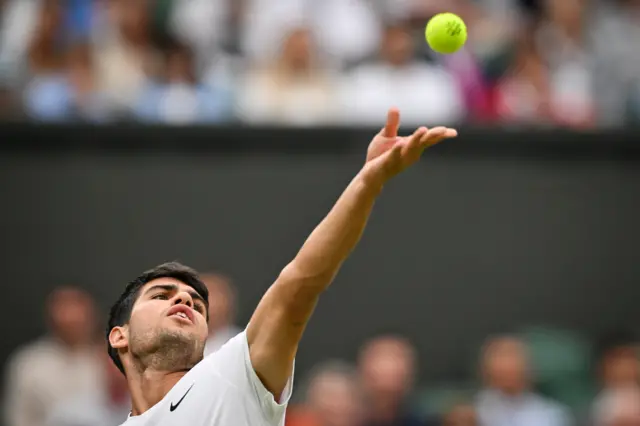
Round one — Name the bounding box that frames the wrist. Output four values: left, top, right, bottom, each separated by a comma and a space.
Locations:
357, 164, 386, 196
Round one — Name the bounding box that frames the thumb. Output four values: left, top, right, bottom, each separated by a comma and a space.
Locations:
380, 108, 401, 138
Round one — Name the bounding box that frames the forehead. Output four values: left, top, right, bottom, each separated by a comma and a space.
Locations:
135, 277, 200, 303
363, 339, 414, 362
484, 338, 527, 362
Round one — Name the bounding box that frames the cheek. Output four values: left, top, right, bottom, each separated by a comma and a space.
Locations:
197, 317, 209, 339
129, 306, 159, 334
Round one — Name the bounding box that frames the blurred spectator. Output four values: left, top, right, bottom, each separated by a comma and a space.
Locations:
202, 273, 242, 356
591, 331, 640, 424
24, 39, 111, 123
20, 1, 110, 122
0, 0, 41, 87
237, 27, 338, 126
134, 41, 233, 124
66, 42, 112, 122
590, 0, 640, 127
309, 0, 382, 67
595, 331, 639, 392
358, 335, 436, 426
170, 0, 231, 65
239, 0, 306, 65
593, 387, 640, 426
0, 0, 639, 127
340, 22, 465, 127
2, 286, 101, 426
495, 0, 596, 128
493, 24, 555, 126
475, 335, 572, 426
287, 360, 364, 426
535, 0, 595, 128
94, 0, 155, 116
45, 345, 130, 426
443, 403, 478, 426
21, 0, 68, 122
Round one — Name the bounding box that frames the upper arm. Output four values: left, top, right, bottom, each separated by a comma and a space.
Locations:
3, 352, 33, 426
246, 262, 326, 399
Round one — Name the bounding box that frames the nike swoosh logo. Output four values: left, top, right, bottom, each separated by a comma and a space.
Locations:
170, 384, 194, 412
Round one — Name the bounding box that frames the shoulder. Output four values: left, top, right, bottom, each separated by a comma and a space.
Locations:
7, 338, 55, 368
530, 393, 565, 409
197, 330, 295, 422
46, 391, 103, 424
526, 393, 572, 422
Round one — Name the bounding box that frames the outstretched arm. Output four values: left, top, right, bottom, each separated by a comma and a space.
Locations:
246, 108, 458, 398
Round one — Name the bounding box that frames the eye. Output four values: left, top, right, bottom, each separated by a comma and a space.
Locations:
194, 303, 205, 314
152, 294, 168, 300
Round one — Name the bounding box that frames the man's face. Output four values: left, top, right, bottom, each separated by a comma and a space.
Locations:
111, 278, 209, 372
484, 338, 529, 395
381, 26, 414, 67
603, 348, 639, 389
48, 287, 95, 346
308, 372, 363, 426
360, 339, 415, 402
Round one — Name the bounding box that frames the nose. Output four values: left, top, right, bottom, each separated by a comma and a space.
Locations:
173, 291, 193, 308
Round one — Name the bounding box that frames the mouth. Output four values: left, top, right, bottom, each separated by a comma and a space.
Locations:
167, 305, 194, 324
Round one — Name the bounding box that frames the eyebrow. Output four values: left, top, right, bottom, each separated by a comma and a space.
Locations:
144, 283, 206, 306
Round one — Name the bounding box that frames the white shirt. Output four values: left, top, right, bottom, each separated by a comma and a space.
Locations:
120, 331, 294, 426
3, 338, 102, 426
476, 390, 571, 426
45, 387, 130, 426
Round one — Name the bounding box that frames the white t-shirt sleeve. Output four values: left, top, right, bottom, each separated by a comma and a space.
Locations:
201, 330, 294, 424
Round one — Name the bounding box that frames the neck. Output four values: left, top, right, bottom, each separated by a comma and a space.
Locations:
492, 387, 526, 397
54, 335, 89, 352
369, 397, 401, 423
127, 369, 188, 415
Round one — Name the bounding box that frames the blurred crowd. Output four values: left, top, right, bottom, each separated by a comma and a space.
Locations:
3, 273, 640, 426
0, 0, 640, 128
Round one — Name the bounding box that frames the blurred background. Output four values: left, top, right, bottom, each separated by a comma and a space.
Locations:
1, 0, 640, 126
1, 1, 640, 426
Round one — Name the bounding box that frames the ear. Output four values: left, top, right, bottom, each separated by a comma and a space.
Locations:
109, 325, 129, 350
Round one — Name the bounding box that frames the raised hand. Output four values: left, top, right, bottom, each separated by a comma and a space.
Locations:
362, 108, 458, 186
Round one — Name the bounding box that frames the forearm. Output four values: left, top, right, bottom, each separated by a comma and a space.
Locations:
246, 166, 383, 395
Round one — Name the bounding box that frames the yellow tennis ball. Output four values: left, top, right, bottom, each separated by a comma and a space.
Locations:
425, 13, 467, 54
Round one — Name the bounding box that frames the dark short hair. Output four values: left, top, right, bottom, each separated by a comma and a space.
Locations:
595, 330, 637, 362
106, 262, 209, 374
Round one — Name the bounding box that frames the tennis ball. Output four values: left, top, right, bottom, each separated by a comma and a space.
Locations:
425, 13, 467, 54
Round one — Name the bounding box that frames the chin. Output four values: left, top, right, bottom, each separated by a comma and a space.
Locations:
167, 326, 202, 341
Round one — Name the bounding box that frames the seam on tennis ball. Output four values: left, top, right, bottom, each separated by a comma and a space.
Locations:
446, 21, 462, 37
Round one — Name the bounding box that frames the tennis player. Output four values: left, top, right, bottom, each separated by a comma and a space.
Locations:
107, 108, 457, 426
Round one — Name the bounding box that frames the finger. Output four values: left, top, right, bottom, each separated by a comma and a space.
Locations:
420, 127, 447, 142
420, 127, 457, 147
405, 126, 428, 153
381, 107, 401, 138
